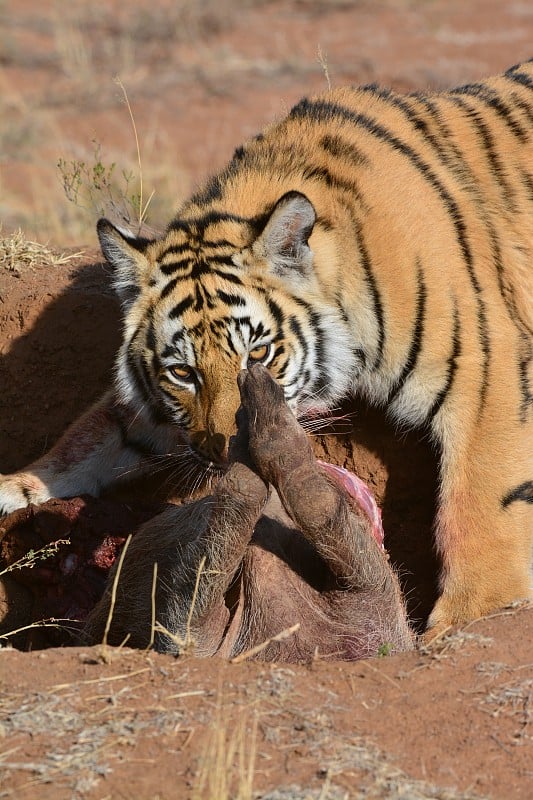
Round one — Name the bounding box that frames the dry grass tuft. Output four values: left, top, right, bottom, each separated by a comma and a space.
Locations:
317, 743, 487, 799
481, 676, 533, 745
153, 554, 207, 655
419, 630, 494, 658
0, 537, 78, 646
421, 603, 533, 658
0, 228, 84, 273
230, 622, 301, 664
98, 534, 133, 660
192, 676, 258, 800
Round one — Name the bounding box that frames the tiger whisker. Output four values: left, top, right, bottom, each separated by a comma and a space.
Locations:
299, 410, 353, 433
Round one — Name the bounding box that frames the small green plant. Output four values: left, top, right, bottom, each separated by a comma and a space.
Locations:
377, 641, 393, 657
0, 537, 71, 578
0, 538, 78, 646
57, 79, 154, 233
58, 140, 142, 228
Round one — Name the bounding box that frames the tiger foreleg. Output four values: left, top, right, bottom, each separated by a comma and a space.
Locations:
0, 391, 165, 514
428, 405, 533, 635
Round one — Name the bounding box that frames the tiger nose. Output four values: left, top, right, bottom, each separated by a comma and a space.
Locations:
206, 432, 228, 462
190, 431, 228, 463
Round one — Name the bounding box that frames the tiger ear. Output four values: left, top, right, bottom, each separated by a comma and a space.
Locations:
97, 218, 153, 308
253, 191, 316, 280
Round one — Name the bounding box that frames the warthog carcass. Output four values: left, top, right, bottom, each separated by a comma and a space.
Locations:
84, 366, 413, 661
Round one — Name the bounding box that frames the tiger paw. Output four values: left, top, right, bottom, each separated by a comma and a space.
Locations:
426, 591, 488, 635
426, 581, 533, 640
0, 472, 51, 515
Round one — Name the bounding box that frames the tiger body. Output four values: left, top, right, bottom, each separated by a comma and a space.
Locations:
1, 61, 532, 632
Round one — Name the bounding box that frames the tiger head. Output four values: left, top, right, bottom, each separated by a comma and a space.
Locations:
98, 191, 355, 466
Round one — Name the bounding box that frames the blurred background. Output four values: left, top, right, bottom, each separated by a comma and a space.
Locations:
0, 0, 531, 245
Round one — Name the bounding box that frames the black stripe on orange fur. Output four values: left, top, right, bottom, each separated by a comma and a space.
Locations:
502, 481, 533, 508
388, 259, 427, 404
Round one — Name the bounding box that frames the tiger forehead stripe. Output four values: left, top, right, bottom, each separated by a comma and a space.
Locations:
159, 242, 191, 257
159, 256, 192, 276
266, 297, 284, 334
161, 266, 246, 289
159, 238, 239, 260
160, 277, 181, 300
167, 209, 267, 234
159, 244, 238, 267
158, 243, 239, 276
217, 290, 246, 307
168, 295, 194, 319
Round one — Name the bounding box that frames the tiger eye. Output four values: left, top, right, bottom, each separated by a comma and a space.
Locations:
168, 364, 195, 382
248, 344, 269, 363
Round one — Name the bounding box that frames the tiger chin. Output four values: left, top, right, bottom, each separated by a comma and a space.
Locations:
1, 61, 532, 635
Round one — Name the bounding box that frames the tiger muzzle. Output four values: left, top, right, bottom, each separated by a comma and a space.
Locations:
190, 430, 230, 464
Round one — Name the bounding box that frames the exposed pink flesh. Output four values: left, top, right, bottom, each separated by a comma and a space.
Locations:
317, 460, 384, 548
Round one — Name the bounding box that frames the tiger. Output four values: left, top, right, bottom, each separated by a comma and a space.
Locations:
0, 60, 532, 635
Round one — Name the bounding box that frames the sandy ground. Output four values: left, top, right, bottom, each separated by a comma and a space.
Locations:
0, 1, 532, 798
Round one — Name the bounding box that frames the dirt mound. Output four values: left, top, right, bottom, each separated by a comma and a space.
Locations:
1, 607, 532, 799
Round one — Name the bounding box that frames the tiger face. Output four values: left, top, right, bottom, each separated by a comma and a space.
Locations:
98, 192, 356, 464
